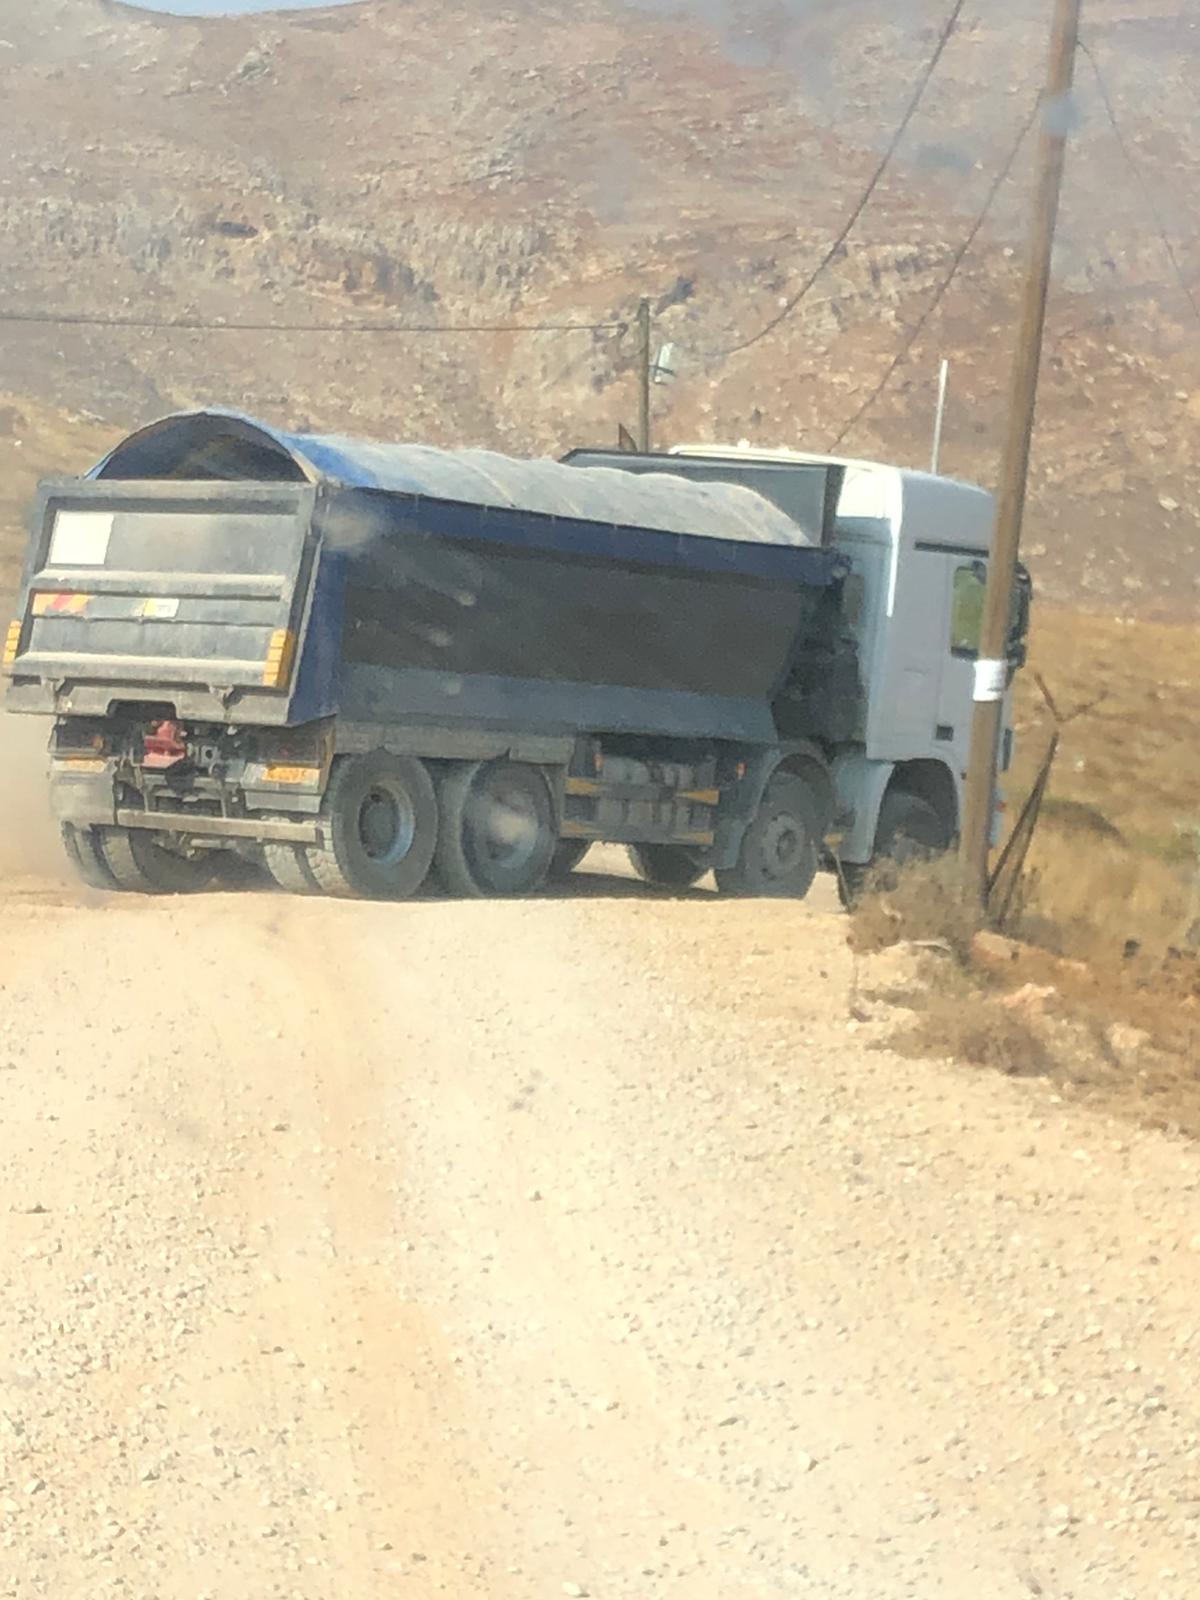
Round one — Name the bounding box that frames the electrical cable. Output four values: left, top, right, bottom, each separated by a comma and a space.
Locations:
1078, 36, 1200, 332
830, 97, 1039, 452
721, 0, 969, 359
0, 309, 626, 335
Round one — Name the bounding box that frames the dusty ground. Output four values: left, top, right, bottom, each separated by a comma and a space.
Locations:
2, 761, 1200, 1598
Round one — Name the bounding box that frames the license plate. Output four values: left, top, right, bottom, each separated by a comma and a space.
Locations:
264, 765, 318, 785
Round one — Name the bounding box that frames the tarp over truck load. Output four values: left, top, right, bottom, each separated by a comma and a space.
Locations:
6, 411, 848, 745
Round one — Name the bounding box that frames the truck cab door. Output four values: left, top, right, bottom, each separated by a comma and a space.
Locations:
866, 547, 954, 758
935, 557, 988, 778
938, 556, 1022, 802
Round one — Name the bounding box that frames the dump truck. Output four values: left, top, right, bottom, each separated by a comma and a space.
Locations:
2, 412, 1030, 899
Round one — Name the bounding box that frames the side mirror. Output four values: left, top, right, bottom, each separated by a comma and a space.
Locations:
1008, 565, 1033, 668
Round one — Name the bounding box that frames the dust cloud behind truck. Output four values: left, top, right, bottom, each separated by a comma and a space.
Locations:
2, 412, 1029, 899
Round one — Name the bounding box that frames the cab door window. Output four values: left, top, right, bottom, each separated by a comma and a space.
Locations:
950, 561, 987, 657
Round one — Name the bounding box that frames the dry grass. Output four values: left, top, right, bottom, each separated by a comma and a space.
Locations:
1010, 821, 1198, 965
849, 603, 1200, 1114
994, 601, 1200, 1022
858, 603, 1200, 979
1013, 603, 1200, 868
891, 991, 1051, 1078
847, 854, 982, 963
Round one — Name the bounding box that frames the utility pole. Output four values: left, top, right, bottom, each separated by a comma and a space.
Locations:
637, 297, 652, 452
959, 0, 1082, 906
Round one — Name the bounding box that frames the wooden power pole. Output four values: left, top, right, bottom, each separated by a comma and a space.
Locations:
637, 297, 652, 452
959, 0, 1083, 905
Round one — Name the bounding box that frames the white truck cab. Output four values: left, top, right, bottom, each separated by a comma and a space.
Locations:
669, 444, 1027, 873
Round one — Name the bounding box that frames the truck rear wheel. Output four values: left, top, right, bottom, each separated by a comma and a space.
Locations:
715, 773, 820, 899
433, 760, 556, 898
306, 752, 438, 900
98, 828, 216, 895
627, 843, 709, 889
61, 824, 118, 892
263, 840, 320, 896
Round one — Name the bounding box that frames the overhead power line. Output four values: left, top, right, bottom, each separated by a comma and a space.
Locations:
830, 98, 1040, 452
1078, 37, 1200, 333
0, 308, 626, 335
722, 0, 969, 358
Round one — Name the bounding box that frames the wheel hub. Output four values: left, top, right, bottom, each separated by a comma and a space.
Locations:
358, 783, 416, 865
474, 783, 539, 871
761, 815, 805, 877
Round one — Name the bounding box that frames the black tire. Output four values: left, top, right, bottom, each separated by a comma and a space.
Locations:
98, 828, 216, 895
837, 790, 952, 907
61, 823, 119, 892
433, 759, 556, 898
263, 840, 320, 896
715, 773, 821, 900
875, 791, 952, 862
305, 752, 438, 900
547, 839, 591, 880
627, 843, 709, 889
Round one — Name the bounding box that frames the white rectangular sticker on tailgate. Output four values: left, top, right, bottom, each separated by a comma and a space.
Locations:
49, 511, 114, 568
138, 598, 180, 620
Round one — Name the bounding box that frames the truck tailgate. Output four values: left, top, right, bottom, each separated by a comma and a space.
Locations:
5, 481, 317, 696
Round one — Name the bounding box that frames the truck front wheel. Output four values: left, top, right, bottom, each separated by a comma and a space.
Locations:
306, 752, 438, 900
838, 790, 952, 907
433, 760, 556, 898
715, 773, 820, 899
98, 828, 216, 895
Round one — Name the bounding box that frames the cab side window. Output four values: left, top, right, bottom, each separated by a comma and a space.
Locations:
950, 562, 986, 657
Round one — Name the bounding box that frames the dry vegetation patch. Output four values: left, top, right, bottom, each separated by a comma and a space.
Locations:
849, 848, 1200, 1137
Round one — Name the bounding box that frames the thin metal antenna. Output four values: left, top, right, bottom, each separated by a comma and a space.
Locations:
931, 358, 950, 474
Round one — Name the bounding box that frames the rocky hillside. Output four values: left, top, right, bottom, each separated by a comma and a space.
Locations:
0, 0, 1198, 612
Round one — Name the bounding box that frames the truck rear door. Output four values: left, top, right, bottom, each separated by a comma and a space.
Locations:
4, 480, 318, 721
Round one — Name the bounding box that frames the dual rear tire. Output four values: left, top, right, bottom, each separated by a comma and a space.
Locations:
431, 759, 556, 899
61, 823, 215, 895
266, 752, 559, 901
301, 751, 439, 900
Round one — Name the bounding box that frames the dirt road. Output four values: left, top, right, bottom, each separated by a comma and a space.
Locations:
2, 830, 1200, 1597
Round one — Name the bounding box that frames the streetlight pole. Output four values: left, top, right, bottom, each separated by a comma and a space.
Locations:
959, 0, 1083, 905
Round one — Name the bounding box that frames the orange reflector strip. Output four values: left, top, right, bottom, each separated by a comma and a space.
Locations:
2, 620, 21, 667
56, 756, 107, 774
262, 629, 297, 689
32, 592, 92, 617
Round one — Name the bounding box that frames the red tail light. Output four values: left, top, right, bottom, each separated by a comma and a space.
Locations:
143, 721, 188, 771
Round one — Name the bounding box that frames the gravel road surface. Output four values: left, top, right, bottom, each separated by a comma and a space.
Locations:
2, 827, 1199, 1598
